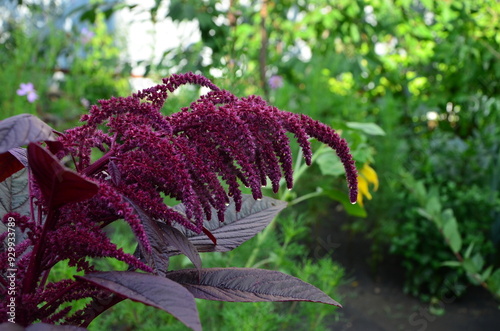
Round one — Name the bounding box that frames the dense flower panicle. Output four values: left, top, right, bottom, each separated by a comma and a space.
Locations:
58, 72, 358, 238
94, 181, 151, 251
298, 115, 358, 203
0, 74, 361, 326
47, 218, 151, 273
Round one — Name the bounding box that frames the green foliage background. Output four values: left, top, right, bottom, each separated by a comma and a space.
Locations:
151, 0, 500, 302
2, 0, 500, 327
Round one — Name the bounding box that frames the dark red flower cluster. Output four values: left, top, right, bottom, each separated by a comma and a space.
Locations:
61, 73, 358, 236
0, 73, 357, 326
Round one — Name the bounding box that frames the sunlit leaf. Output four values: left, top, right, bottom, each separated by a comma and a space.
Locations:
345, 122, 386, 136
0, 114, 56, 153
442, 209, 462, 253
316, 150, 345, 177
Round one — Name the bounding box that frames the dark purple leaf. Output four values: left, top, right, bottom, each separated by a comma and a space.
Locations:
0, 148, 28, 182
201, 227, 217, 245
126, 196, 202, 274
77, 271, 201, 331
107, 160, 121, 186
0, 114, 57, 153
125, 198, 172, 275
0, 152, 24, 182
8, 147, 28, 167
0, 323, 86, 331
170, 195, 287, 253
0, 323, 23, 331
27, 143, 98, 208
157, 222, 202, 271
166, 268, 341, 307
45, 140, 65, 156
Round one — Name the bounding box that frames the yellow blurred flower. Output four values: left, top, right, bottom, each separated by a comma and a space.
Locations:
357, 163, 379, 206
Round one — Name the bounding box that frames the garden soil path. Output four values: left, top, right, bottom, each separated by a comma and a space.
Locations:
312, 211, 499, 331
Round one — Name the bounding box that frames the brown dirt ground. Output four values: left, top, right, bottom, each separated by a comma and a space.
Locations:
311, 210, 500, 331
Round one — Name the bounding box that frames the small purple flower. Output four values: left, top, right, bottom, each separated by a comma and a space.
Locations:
17, 82, 38, 103
80, 27, 95, 44
268, 75, 284, 89
80, 98, 90, 109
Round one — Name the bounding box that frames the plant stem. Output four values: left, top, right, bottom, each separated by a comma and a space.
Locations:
245, 144, 326, 268
23, 206, 57, 294
289, 189, 324, 207
82, 149, 114, 177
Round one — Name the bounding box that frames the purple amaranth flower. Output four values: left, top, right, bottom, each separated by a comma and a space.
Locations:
16, 82, 38, 103
268, 75, 284, 89
80, 27, 95, 44
0, 73, 358, 326
60, 72, 358, 235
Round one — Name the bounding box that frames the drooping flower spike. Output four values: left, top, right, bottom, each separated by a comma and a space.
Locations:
60, 72, 358, 235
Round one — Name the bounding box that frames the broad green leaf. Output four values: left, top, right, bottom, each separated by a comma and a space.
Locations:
316, 150, 345, 177
487, 269, 500, 296
323, 188, 367, 217
463, 258, 481, 274
417, 208, 432, 220
441, 261, 462, 268
462, 258, 478, 275
464, 243, 475, 259
78, 272, 201, 331
351, 147, 373, 164
166, 268, 341, 307
345, 122, 386, 136
442, 209, 462, 253
425, 195, 442, 222
413, 181, 427, 205
481, 266, 494, 282
471, 253, 484, 274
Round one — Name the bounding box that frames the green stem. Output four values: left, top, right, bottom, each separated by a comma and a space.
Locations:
288, 189, 324, 207
246, 144, 327, 268
252, 257, 274, 269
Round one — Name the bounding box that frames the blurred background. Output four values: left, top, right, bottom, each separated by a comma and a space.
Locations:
1, 0, 499, 330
